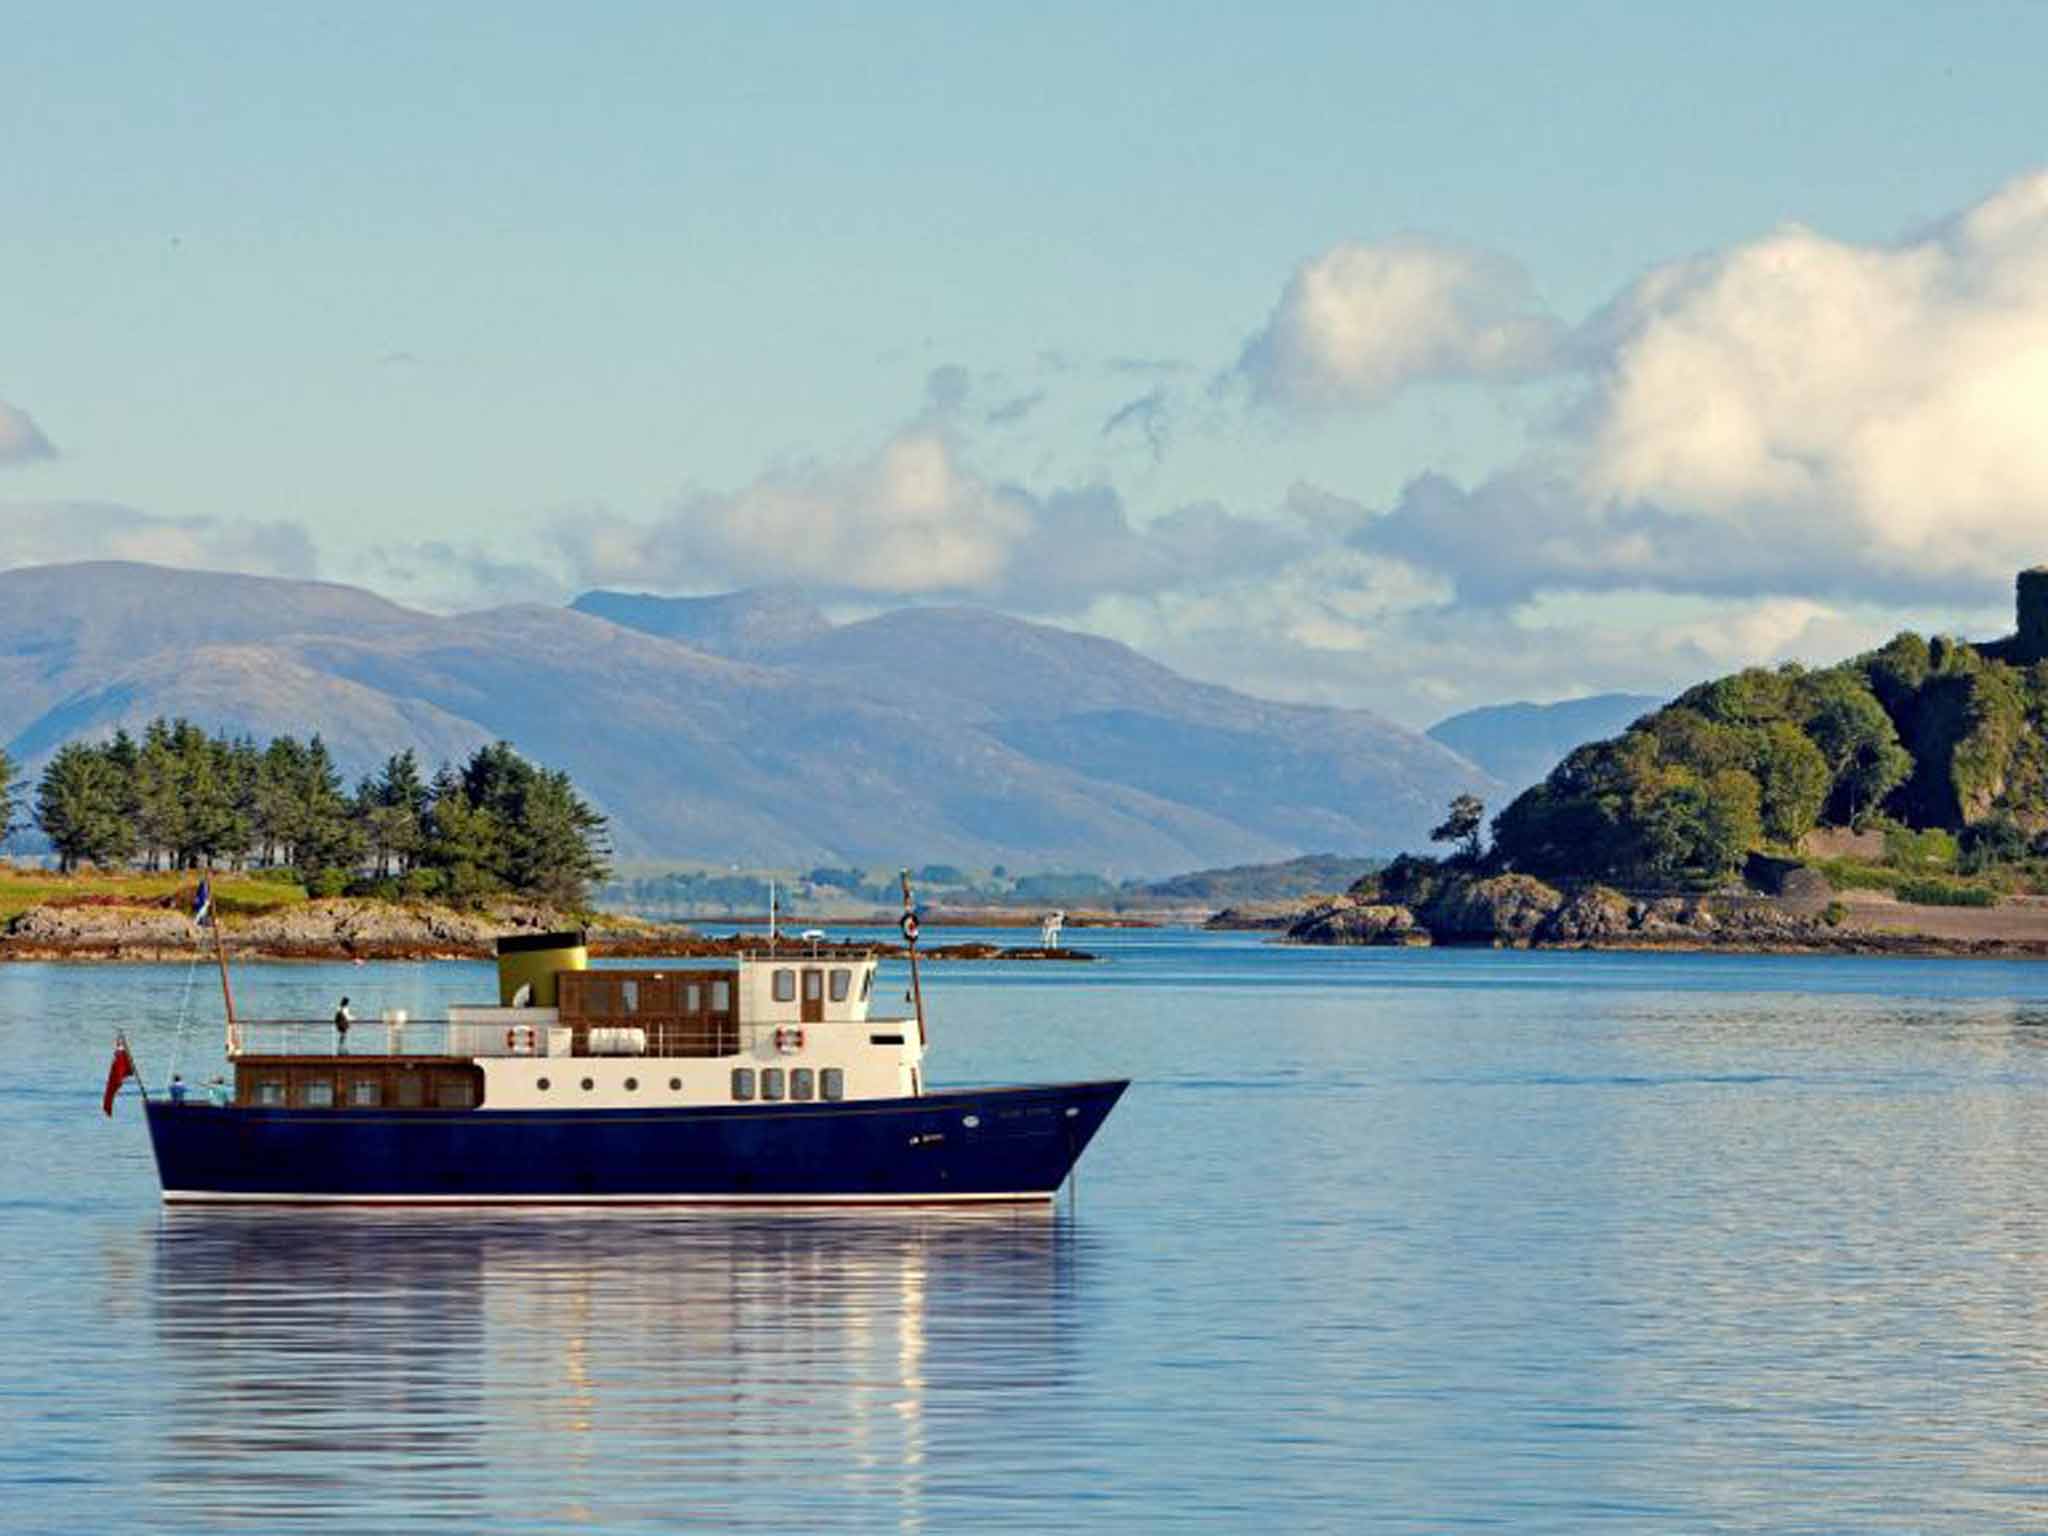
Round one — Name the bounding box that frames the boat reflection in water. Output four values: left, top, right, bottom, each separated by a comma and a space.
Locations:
145, 1207, 1089, 1530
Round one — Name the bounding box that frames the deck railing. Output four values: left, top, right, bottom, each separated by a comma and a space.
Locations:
227, 1014, 915, 1061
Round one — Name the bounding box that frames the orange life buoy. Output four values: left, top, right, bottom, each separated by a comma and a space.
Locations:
775, 1026, 804, 1054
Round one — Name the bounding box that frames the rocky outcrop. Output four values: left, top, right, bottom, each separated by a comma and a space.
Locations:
0, 899, 1100, 963
1285, 896, 1424, 945
1538, 885, 1632, 943
1, 899, 586, 961
1417, 875, 1563, 944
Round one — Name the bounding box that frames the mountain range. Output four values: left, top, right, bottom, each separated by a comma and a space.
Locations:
1426, 693, 1666, 798
0, 563, 1500, 874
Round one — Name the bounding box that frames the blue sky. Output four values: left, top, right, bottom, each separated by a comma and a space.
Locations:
5, 3, 2047, 725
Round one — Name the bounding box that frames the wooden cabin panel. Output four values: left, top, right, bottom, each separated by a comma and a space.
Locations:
556, 968, 737, 1057
232, 1057, 483, 1109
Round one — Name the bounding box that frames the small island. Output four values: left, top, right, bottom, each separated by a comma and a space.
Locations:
1285, 568, 2048, 958
0, 729, 1091, 964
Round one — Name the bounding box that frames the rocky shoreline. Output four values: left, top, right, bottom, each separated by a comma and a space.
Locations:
0, 899, 1098, 964
1273, 874, 2048, 959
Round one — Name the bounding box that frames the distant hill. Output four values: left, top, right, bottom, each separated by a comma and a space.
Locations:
0, 562, 1497, 873
569, 588, 832, 660
1123, 854, 1386, 908
1427, 693, 1665, 798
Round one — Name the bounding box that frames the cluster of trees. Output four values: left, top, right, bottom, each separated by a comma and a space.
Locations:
1480, 631, 2048, 888
26, 721, 610, 904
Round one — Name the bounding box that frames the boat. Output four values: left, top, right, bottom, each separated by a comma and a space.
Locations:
123, 916, 1128, 1206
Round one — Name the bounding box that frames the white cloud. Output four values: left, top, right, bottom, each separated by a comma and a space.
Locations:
1233, 239, 1562, 409
0, 402, 56, 465
556, 417, 1319, 612
0, 501, 319, 578
1334, 170, 2048, 615
560, 428, 1036, 598
1573, 170, 2048, 593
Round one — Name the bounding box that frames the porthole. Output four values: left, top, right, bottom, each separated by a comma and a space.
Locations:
537, 1077, 550, 1091
581, 1077, 595, 1091
670, 1077, 682, 1091
625, 1077, 638, 1091
962, 1114, 980, 1128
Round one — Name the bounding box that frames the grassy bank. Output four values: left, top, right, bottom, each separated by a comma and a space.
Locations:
0, 867, 310, 925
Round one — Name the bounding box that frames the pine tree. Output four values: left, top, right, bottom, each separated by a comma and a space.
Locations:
36, 744, 134, 871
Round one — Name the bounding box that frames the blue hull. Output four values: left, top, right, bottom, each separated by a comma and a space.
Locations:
143, 1080, 1128, 1205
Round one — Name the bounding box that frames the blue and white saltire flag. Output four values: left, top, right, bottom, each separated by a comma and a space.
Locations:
192, 876, 213, 928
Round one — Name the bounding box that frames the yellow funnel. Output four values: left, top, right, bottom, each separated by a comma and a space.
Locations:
495, 930, 587, 1006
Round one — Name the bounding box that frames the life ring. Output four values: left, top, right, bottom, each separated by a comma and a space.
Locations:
775, 1026, 804, 1054
899, 913, 920, 943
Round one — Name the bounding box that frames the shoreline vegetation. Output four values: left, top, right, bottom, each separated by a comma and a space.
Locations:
1271, 572, 2048, 960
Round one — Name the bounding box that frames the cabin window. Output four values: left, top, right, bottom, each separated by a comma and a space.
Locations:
712, 981, 731, 1012
731, 1068, 756, 1101
772, 969, 796, 1003
621, 980, 640, 1014
822, 1068, 845, 1102
829, 969, 851, 1002
790, 1068, 815, 1101
860, 970, 873, 1002
437, 1076, 476, 1109
255, 1078, 285, 1106
301, 1078, 335, 1108
350, 1078, 381, 1107
685, 983, 702, 1013
761, 1068, 785, 1102
397, 1073, 426, 1108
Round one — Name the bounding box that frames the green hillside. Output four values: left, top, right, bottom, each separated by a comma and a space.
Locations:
1488, 579, 2048, 891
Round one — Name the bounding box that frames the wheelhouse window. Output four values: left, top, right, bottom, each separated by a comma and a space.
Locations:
731, 1068, 756, 1101
711, 981, 731, 1012
860, 970, 873, 1002
772, 969, 796, 1003
300, 1079, 335, 1108
821, 1068, 845, 1102
349, 1078, 381, 1107
686, 983, 702, 1013
255, 1079, 285, 1106
396, 1073, 425, 1108
790, 1068, 815, 1101
621, 980, 640, 1013
829, 969, 851, 1003
761, 1068, 785, 1102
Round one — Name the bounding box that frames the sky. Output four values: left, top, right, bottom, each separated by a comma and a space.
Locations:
5, 2, 2048, 728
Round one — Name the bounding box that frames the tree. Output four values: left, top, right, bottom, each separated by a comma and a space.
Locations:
1429, 793, 1487, 863
36, 744, 134, 871
1799, 671, 1912, 823
1750, 722, 1830, 844
0, 746, 18, 843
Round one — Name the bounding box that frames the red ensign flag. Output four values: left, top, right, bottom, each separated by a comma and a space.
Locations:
102, 1038, 136, 1116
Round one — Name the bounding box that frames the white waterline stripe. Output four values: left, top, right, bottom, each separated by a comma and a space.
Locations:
161, 1189, 1058, 1207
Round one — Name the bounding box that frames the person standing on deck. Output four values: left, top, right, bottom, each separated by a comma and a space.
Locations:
334, 997, 354, 1054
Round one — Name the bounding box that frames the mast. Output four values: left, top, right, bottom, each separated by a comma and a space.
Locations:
200, 876, 238, 1055
899, 868, 927, 1050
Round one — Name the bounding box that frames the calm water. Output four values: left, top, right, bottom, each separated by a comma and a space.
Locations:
9, 932, 2048, 1531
